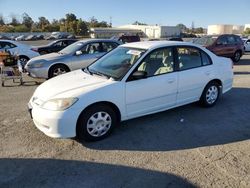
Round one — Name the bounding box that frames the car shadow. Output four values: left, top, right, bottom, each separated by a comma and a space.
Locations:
83, 88, 250, 152
234, 71, 250, 75
235, 56, 250, 65
0, 158, 196, 188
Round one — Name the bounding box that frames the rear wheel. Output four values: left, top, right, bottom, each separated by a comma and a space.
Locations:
76, 104, 118, 142
48, 64, 69, 78
232, 50, 241, 62
19, 56, 29, 72
200, 82, 220, 107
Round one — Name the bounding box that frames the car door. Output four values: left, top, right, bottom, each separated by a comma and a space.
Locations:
69, 42, 104, 70
176, 46, 214, 105
226, 35, 238, 56
212, 35, 231, 57
125, 47, 178, 118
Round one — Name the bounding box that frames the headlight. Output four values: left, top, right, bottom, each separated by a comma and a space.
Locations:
29, 62, 44, 68
41, 98, 78, 111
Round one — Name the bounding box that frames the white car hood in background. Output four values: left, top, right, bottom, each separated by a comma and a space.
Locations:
33, 69, 108, 101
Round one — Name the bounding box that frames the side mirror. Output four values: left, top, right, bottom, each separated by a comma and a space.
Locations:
131, 71, 147, 80
75, 50, 82, 56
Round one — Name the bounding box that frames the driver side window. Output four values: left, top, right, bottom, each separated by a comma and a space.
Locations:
137, 47, 174, 77
81, 43, 102, 54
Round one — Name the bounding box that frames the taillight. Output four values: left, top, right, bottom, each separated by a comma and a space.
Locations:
31, 48, 38, 52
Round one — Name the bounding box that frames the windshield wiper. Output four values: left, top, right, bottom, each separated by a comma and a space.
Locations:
91, 70, 110, 79
83, 67, 92, 75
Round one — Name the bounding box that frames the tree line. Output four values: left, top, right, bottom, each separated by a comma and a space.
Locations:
0, 13, 110, 36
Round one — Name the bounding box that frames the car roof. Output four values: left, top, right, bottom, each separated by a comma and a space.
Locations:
121, 41, 202, 50
78, 39, 120, 43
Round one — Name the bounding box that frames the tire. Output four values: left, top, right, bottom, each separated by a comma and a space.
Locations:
19, 56, 29, 72
232, 50, 241, 62
199, 82, 220, 107
76, 104, 118, 142
48, 64, 69, 78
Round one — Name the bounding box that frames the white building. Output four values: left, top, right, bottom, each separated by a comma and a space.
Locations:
90, 28, 144, 38
119, 25, 181, 38
207, 24, 244, 35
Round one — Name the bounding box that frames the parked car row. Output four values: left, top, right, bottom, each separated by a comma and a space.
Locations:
0, 32, 75, 41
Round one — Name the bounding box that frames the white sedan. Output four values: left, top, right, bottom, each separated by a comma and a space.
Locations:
0, 40, 40, 66
28, 41, 233, 141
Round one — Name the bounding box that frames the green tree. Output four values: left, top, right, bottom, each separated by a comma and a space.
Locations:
22, 13, 33, 30
0, 14, 5, 25
10, 16, 20, 26
244, 28, 250, 35
132, 21, 147, 25
38, 17, 50, 31
195, 27, 204, 34
14, 25, 29, 32
65, 13, 77, 23
0, 25, 15, 32
77, 18, 88, 35
89, 16, 98, 28
176, 23, 187, 32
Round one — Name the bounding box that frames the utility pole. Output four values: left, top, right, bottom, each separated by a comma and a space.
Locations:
109, 16, 112, 28
191, 21, 195, 33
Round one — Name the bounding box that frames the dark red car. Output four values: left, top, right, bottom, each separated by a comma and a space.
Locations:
193, 34, 244, 62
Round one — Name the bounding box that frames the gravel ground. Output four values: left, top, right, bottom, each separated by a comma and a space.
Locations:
0, 53, 250, 188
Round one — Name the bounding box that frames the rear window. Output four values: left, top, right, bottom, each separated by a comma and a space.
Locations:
193, 37, 216, 46
235, 36, 243, 44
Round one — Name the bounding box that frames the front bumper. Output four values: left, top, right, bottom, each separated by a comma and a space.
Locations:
25, 66, 49, 79
28, 102, 78, 138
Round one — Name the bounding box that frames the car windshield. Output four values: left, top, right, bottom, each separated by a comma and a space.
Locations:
193, 37, 217, 46
59, 42, 84, 54
87, 47, 146, 80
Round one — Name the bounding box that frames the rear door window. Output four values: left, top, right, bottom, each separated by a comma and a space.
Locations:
81, 42, 102, 54
217, 36, 228, 45
227, 36, 236, 45
102, 42, 119, 52
177, 47, 202, 70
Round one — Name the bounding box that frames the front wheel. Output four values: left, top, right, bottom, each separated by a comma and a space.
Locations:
200, 82, 220, 107
48, 64, 69, 78
76, 104, 118, 142
19, 56, 29, 72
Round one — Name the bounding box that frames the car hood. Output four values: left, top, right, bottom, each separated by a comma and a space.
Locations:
30, 52, 68, 62
32, 69, 109, 101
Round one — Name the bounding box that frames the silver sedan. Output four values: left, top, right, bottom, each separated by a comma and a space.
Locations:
25, 39, 121, 79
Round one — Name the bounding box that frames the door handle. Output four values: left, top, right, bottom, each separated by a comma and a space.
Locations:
167, 78, 175, 83
205, 71, 211, 76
